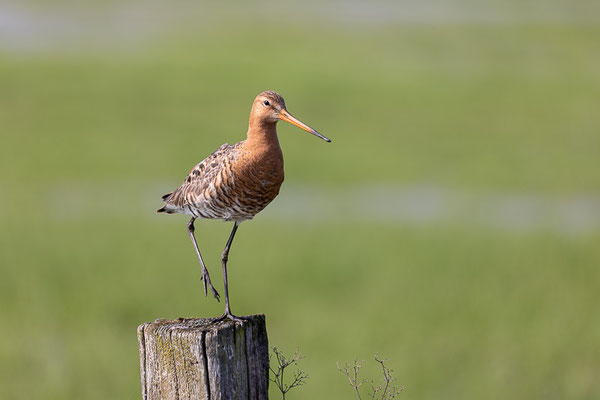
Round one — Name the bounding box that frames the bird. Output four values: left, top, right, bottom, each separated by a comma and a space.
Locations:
157, 91, 331, 320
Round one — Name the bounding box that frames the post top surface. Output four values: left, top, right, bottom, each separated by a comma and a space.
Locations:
137, 314, 266, 334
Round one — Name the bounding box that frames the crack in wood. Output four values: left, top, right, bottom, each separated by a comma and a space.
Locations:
201, 330, 211, 400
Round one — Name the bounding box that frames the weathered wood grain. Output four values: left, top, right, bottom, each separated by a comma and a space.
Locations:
138, 315, 268, 400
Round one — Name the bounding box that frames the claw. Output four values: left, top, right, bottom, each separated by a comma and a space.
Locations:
210, 285, 221, 302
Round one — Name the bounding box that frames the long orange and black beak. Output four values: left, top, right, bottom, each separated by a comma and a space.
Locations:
279, 109, 331, 143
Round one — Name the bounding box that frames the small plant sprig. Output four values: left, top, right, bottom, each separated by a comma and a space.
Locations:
269, 347, 309, 399
338, 354, 404, 400
337, 359, 368, 400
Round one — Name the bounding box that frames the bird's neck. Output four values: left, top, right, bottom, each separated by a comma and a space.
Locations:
246, 120, 281, 149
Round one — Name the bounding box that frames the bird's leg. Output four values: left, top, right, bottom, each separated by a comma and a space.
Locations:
218, 221, 247, 322
187, 218, 220, 301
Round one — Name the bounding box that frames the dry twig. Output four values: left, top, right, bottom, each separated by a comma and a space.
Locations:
269, 347, 308, 399
337, 359, 367, 400
338, 354, 404, 400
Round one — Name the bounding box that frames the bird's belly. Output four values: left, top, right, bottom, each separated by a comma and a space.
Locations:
189, 169, 282, 222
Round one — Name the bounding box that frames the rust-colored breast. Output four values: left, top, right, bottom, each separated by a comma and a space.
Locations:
231, 141, 284, 219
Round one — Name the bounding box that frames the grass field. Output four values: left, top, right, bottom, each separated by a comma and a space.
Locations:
1, 2, 599, 399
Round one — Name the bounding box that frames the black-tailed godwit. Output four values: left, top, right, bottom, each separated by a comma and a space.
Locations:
158, 91, 330, 319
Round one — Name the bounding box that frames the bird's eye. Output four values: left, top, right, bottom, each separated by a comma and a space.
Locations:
263, 100, 270, 106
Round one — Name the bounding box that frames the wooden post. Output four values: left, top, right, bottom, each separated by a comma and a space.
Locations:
137, 315, 269, 400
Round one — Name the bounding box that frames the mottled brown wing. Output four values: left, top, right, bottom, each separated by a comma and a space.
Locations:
158, 143, 242, 218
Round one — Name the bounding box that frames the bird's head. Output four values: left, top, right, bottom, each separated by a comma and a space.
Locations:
250, 90, 331, 142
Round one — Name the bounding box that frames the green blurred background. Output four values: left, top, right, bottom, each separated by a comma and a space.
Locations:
1, 1, 599, 399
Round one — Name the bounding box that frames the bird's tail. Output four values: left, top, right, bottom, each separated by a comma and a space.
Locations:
157, 192, 173, 213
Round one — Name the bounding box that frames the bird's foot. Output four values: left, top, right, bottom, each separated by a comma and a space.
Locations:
216, 309, 248, 324
200, 270, 220, 302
